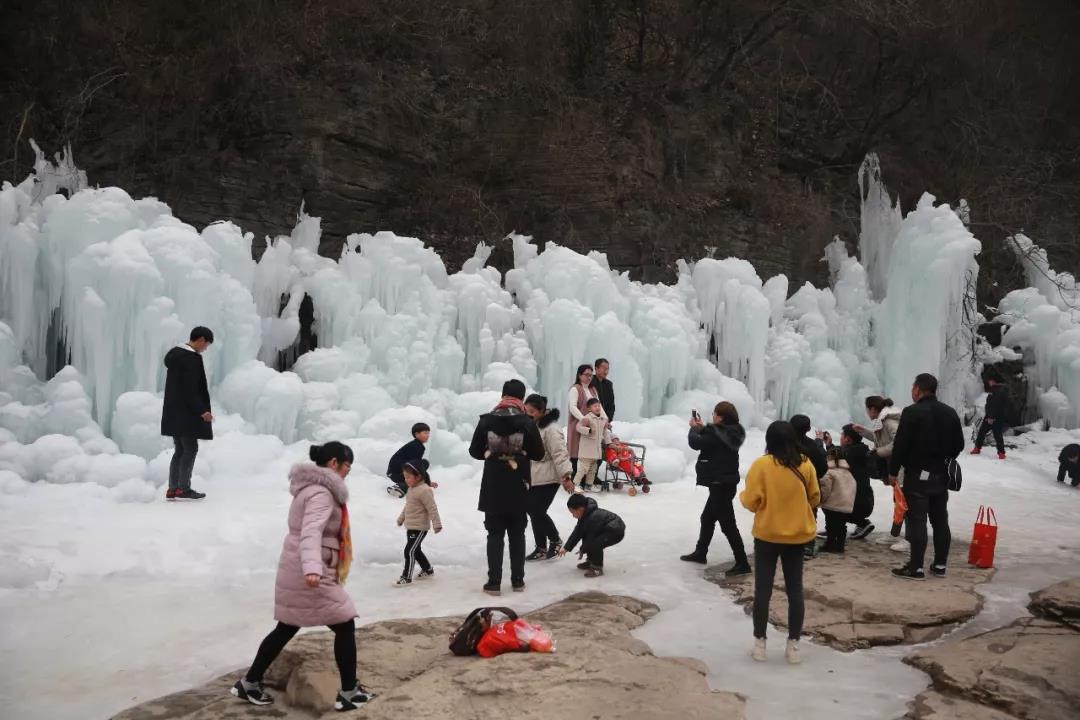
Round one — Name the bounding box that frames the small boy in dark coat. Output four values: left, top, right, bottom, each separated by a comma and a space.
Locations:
559, 494, 625, 577
1058, 444, 1080, 487
386, 423, 431, 498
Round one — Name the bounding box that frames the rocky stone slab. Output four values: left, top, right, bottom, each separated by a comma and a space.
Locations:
904, 576, 1080, 720
1028, 577, 1080, 630
112, 592, 744, 720
706, 538, 994, 650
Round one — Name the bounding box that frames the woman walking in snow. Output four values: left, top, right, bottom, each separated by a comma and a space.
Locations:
394, 460, 442, 586
524, 394, 574, 560
740, 421, 820, 665
567, 364, 604, 477
231, 442, 376, 711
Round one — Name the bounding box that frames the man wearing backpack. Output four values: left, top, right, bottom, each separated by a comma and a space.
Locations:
888, 373, 965, 581
971, 374, 1010, 459
469, 379, 545, 596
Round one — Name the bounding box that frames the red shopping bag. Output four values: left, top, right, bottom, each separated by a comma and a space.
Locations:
968, 506, 998, 569
476, 618, 556, 657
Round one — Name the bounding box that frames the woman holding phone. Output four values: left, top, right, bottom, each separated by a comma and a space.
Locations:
681, 401, 750, 576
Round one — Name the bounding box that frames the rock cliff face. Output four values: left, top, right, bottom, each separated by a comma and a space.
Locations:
4, 1, 1078, 288
112, 592, 745, 720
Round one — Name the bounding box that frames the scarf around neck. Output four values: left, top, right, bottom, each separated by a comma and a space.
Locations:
494, 397, 526, 413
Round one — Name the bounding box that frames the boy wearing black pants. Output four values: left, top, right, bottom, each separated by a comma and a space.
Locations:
386, 423, 430, 498
1058, 444, 1080, 487
559, 494, 625, 577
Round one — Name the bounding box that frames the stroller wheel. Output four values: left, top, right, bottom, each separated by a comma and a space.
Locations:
628, 487, 638, 497
641, 484, 651, 494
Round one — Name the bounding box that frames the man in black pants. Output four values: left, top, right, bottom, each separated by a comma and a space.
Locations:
790, 415, 828, 558
971, 375, 1010, 459
469, 379, 545, 596
160, 326, 215, 500
888, 373, 965, 580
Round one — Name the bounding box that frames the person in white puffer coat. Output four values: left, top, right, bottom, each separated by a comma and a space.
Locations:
524, 394, 575, 561
854, 395, 906, 551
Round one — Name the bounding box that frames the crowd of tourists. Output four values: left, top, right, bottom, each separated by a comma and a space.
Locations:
156, 326, 1074, 704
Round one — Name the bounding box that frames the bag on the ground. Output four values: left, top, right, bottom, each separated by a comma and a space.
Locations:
968, 505, 998, 569
476, 618, 555, 657
944, 457, 962, 492
448, 607, 517, 656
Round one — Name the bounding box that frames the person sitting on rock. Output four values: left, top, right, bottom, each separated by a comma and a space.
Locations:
559, 494, 625, 578
1058, 444, 1080, 487
824, 425, 876, 541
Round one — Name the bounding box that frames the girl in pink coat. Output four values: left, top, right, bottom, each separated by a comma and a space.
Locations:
231, 442, 376, 711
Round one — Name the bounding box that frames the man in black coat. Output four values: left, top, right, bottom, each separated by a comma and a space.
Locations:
972, 375, 1010, 458
790, 414, 828, 557
160, 327, 215, 500
590, 358, 616, 421
468, 379, 545, 596
888, 373, 965, 580
680, 401, 749, 575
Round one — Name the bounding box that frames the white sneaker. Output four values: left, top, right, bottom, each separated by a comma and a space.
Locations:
751, 638, 767, 662
785, 639, 802, 665
890, 539, 909, 552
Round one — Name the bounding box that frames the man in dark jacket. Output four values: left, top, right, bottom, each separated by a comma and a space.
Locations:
790, 414, 828, 557
469, 379, 545, 596
160, 327, 215, 500
561, 494, 625, 577
888, 373, 965, 580
680, 401, 749, 575
590, 358, 616, 421
971, 375, 1010, 459
1058, 444, 1080, 487
790, 415, 828, 479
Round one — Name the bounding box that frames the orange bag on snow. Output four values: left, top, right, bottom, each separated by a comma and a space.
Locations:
476, 618, 555, 657
968, 506, 998, 569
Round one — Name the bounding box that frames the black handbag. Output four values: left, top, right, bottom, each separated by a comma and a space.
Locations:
944, 457, 962, 492
448, 607, 517, 656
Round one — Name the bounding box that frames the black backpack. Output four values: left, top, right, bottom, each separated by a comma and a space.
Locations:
448, 607, 517, 656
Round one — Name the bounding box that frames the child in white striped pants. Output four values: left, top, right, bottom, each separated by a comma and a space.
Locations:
394, 461, 443, 587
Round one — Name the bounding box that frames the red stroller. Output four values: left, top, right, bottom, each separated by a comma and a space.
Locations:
603, 441, 651, 496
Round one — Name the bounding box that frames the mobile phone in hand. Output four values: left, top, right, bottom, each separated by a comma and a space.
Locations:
691, 409, 700, 421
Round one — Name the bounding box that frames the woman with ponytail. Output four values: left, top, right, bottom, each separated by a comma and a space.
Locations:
231, 442, 377, 711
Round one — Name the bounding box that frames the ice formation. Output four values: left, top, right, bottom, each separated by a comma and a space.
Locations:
994, 234, 1080, 428
3, 143, 1048, 499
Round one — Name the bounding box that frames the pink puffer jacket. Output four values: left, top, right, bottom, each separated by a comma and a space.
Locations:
274, 463, 357, 627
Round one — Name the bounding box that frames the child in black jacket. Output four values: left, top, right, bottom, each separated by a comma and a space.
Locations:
559, 494, 625, 577
386, 423, 431, 498
1058, 444, 1080, 487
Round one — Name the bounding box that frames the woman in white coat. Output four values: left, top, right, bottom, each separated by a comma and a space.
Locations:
567, 364, 606, 477
524, 394, 575, 560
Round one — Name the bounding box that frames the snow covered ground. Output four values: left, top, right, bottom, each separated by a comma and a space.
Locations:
1, 422, 1078, 720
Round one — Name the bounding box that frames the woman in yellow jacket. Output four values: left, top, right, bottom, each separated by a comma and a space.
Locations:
740, 421, 821, 665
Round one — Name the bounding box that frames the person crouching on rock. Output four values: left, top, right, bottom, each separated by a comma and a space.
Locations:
1058, 444, 1080, 487
739, 421, 820, 665
232, 442, 376, 711
681, 401, 751, 577
394, 460, 442, 587
559, 494, 625, 577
